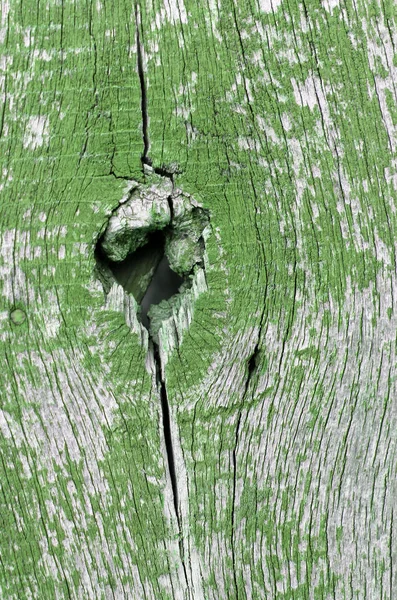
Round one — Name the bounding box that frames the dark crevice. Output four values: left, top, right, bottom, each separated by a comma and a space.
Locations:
154, 166, 173, 179
135, 3, 150, 165
111, 231, 163, 296
134, 5, 181, 180
153, 341, 189, 591
244, 342, 260, 396
231, 411, 242, 600
167, 193, 174, 220
95, 229, 185, 326
140, 254, 183, 328
153, 343, 179, 521
94, 229, 161, 298
231, 338, 262, 599
108, 170, 135, 181
153, 165, 179, 181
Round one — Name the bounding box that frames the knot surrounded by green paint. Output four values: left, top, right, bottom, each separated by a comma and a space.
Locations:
95, 176, 210, 336
10, 308, 27, 325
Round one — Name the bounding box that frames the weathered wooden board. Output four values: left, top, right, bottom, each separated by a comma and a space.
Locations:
1, 0, 397, 598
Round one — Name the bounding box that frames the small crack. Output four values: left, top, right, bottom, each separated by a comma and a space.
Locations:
231, 336, 262, 599
244, 341, 260, 397
108, 170, 136, 181
153, 164, 180, 182
167, 193, 174, 221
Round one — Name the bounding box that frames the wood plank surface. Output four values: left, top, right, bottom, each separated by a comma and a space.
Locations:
1, 0, 397, 598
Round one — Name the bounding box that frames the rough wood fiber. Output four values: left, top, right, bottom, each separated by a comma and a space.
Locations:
1, 0, 397, 598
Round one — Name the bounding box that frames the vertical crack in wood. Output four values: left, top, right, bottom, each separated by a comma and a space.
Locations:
231, 411, 242, 599
134, 4, 180, 517
167, 189, 174, 219
152, 341, 190, 591
135, 3, 150, 166
133, 8, 190, 589
153, 343, 179, 520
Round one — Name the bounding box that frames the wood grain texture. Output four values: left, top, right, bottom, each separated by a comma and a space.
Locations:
1, 0, 397, 598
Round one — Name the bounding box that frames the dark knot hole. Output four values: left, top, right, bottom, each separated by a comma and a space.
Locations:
95, 229, 184, 328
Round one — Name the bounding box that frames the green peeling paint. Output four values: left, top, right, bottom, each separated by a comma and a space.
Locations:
1, 0, 396, 598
